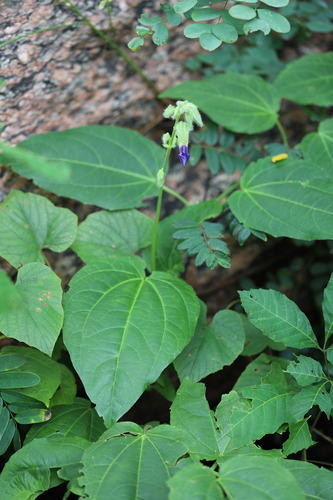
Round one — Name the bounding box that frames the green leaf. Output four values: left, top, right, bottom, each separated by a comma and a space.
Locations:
261, 0, 289, 5
323, 274, 333, 343
63, 257, 199, 425
274, 52, 333, 106
152, 22, 169, 45
14, 408, 51, 424
0, 353, 26, 372
219, 456, 306, 500
0, 140, 71, 182
258, 9, 291, 33
229, 158, 333, 240
174, 307, 245, 382
166, 10, 182, 26
234, 354, 289, 392
241, 316, 285, 356
71, 209, 153, 262
0, 273, 21, 315
128, 37, 145, 51
0, 404, 15, 455
160, 73, 280, 134
184, 22, 212, 38
174, 0, 197, 13
81, 424, 188, 499
229, 5, 256, 20
4, 126, 163, 211
286, 355, 327, 386
212, 23, 238, 43
0, 436, 90, 500
168, 462, 223, 500
199, 33, 222, 51
239, 289, 319, 349
0, 372, 40, 389
220, 11, 245, 34
191, 8, 221, 21
24, 398, 106, 444
283, 460, 333, 499
301, 118, 333, 173
289, 382, 333, 422
49, 363, 76, 406
243, 18, 270, 35
170, 379, 220, 459
0, 263, 64, 356
1, 346, 62, 406
283, 418, 316, 456
228, 384, 292, 447
0, 190, 77, 267
138, 14, 162, 25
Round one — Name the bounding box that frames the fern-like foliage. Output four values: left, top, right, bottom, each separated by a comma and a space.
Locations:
173, 219, 230, 269
226, 212, 267, 246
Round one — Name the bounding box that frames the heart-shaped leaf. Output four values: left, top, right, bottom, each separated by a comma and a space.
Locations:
63, 256, 199, 425
301, 118, 333, 173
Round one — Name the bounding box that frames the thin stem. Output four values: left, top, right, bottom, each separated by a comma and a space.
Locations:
163, 185, 190, 206
0, 23, 84, 48
215, 181, 240, 203
56, 0, 161, 97
151, 121, 179, 272
276, 118, 289, 148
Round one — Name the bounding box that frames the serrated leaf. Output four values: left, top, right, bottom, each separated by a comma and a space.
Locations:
229, 157, 333, 240
71, 209, 153, 262
289, 382, 333, 422
24, 398, 106, 444
0, 436, 90, 500
323, 274, 333, 343
1, 126, 163, 211
1, 346, 62, 406
0, 190, 77, 267
215, 391, 247, 455
0, 263, 64, 356
81, 424, 188, 499
258, 9, 291, 32
170, 379, 220, 459
283, 418, 316, 456
63, 257, 199, 425
168, 462, 223, 500
274, 52, 333, 106
174, 306, 245, 382
301, 118, 333, 174
286, 355, 327, 386
234, 354, 289, 392
229, 384, 292, 447
283, 460, 333, 499
239, 289, 319, 349
160, 73, 280, 134
218, 456, 306, 500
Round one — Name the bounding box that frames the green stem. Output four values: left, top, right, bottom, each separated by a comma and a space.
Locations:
276, 118, 289, 148
163, 185, 190, 206
0, 23, 84, 48
151, 121, 179, 272
215, 181, 240, 203
56, 0, 160, 97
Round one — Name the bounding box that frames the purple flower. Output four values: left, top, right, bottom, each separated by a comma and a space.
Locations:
178, 145, 190, 167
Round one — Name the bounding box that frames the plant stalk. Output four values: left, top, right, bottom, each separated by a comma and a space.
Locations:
276, 118, 289, 148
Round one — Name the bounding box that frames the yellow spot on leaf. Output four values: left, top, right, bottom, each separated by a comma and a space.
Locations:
271, 153, 288, 163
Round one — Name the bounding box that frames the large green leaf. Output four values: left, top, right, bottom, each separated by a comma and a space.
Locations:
219, 456, 306, 500
160, 73, 280, 134
0, 263, 64, 356
229, 157, 333, 240
301, 118, 333, 175
72, 209, 153, 262
274, 52, 333, 106
239, 289, 319, 349
0, 436, 90, 500
170, 379, 220, 459
3, 126, 164, 210
174, 305, 245, 382
81, 424, 188, 500
168, 462, 223, 500
0, 190, 77, 267
24, 398, 106, 444
289, 382, 332, 422
1, 346, 62, 405
63, 256, 199, 425
227, 384, 292, 447
283, 460, 333, 499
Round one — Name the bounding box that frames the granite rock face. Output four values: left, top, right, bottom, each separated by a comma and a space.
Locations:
1, 0, 197, 143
